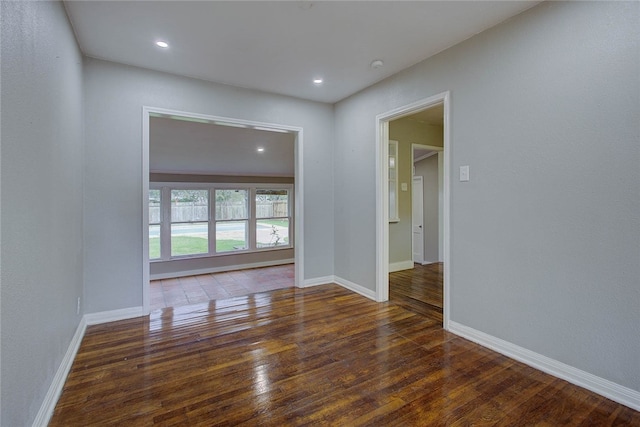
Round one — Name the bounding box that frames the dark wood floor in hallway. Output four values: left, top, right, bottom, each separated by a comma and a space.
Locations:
50, 281, 639, 425
390, 262, 443, 322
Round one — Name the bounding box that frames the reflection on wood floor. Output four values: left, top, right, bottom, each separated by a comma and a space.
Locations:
50, 280, 639, 425
150, 264, 294, 311
390, 262, 443, 323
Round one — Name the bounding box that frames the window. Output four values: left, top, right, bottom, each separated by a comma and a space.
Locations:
149, 184, 293, 261
170, 190, 209, 256
215, 189, 248, 252
389, 140, 399, 222
256, 189, 290, 248
149, 189, 161, 259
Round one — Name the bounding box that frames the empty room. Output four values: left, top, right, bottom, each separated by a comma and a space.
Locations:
1, 1, 639, 425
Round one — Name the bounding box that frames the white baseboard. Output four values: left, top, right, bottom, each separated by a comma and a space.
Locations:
31, 277, 373, 424
45, 293, 640, 427
84, 306, 146, 325
449, 321, 640, 412
301, 275, 335, 288
333, 276, 376, 301
150, 259, 294, 280
389, 260, 414, 272
302, 275, 377, 303
421, 260, 439, 265
34, 306, 148, 425
32, 317, 87, 427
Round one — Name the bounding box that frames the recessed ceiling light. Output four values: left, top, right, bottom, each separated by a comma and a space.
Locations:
156, 41, 169, 48
370, 59, 384, 69
257, 147, 265, 152
313, 78, 323, 85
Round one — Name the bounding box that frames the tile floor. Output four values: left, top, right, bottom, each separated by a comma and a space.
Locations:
150, 263, 294, 311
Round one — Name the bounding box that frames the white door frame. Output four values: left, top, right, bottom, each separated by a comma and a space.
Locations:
375, 92, 451, 329
412, 143, 443, 164
142, 106, 304, 314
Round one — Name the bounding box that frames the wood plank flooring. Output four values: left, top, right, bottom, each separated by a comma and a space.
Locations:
390, 262, 443, 322
50, 283, 639, 426
150, 264, 294, 311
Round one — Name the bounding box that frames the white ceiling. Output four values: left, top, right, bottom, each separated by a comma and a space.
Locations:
64, 1, 540, 104
150, 116, 294, 176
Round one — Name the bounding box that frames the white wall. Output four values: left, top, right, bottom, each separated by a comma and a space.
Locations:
414, 156, 439, 263
83, 59, 334, 313
0, 2, 85, 425
334, 0, 640, 393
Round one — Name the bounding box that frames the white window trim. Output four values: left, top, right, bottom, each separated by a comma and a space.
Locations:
213, 188, 250, 254
149, 182, 294, 262
254, 188, 291, 250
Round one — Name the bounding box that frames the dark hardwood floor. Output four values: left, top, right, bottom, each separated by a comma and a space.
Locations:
150, 264, 294, 311
390, 262, 443, 322
50, 281, 639, 426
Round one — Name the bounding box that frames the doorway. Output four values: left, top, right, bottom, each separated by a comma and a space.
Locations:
142, 107, 304, 314
375, 92, 451, 329
412, 143, 444, 265
412, 176, 424, 263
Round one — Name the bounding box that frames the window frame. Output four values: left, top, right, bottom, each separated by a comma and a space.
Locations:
169, 188, 210, 258
149, 182, 294, 262
148, 189, 162, 260
213, 188, 250, 253
255, 188, 291, 250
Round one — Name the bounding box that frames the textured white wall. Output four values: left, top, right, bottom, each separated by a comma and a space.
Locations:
83, 59, 334, 313
334, 1, 640, 392
0, 1, 85, 425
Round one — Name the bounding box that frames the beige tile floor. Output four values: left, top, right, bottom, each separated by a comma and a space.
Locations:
150, 264, 294, 311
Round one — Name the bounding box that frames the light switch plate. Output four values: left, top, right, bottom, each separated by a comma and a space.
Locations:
460, 165, 470, 182
401, 182, 408, 191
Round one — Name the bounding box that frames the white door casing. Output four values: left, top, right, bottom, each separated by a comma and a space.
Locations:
375, 91, 450, 330
437, 151, 444, 262
142, 106, 304, 315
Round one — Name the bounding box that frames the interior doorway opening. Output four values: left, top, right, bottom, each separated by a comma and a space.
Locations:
142, 107, 304, 314
411, 142, 444, 265
376, 92, 451, 328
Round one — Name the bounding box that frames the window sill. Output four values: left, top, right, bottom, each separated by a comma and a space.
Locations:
150, 245, 293, 263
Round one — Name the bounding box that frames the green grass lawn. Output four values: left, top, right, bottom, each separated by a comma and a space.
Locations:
149, 236, 247, 258
149, 238, 161, 259
171, 236, 208, 256
258, 219, 289, 228
216, 239, 247, 252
